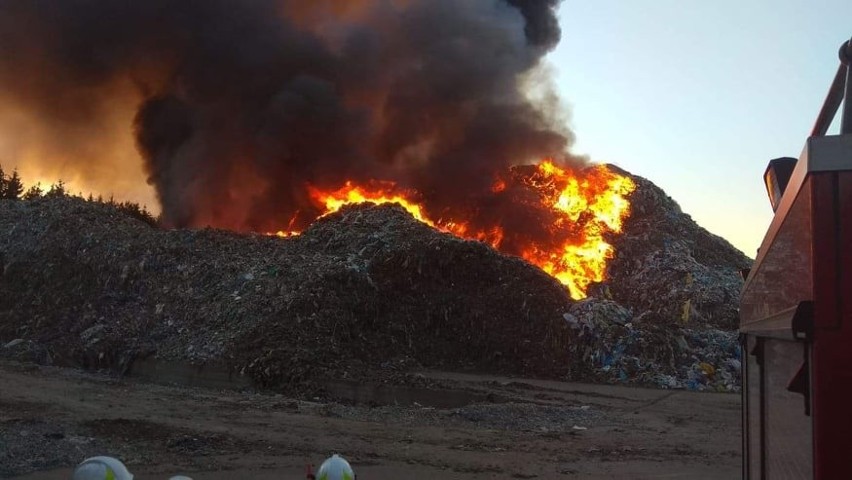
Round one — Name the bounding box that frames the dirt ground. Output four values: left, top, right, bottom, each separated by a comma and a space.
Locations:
0, 361, 741, 479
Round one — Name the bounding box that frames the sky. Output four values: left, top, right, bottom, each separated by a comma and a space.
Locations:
548, 0, 852, 256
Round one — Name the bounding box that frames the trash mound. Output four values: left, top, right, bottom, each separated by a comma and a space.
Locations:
604, 168, 751, 330
564, 299, 741, 391
0, 197, 577, 390
0, 166, 751, 392
566, 168, 751, 391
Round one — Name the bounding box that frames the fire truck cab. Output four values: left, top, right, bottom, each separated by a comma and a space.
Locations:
740, 39, 852, 479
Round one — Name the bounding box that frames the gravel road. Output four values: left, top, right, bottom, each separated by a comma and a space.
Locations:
1, 362, 740, 479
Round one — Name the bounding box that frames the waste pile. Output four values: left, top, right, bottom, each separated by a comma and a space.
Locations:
605, 167, 750, 331
568, 168, 751, 391
0, 168, 751, 393
564, 299, 742, 391
0, 198, 576, 390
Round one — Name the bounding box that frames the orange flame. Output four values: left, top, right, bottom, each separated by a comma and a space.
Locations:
309, 180, 433, 225
273, 210, 303, 237
308, 180, 506, 249
286, 160, 635, 300
517, 161, 635, 299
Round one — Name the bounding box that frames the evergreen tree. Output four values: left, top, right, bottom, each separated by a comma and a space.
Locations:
22, 183, 43, 200
45, 179, 66, 198
0, 163, 6, 198
4, 169, 24, 199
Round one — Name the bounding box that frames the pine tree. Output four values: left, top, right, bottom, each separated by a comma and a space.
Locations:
0, 163, 6, 198
46, 179, 66, 198
4, 169, 24, 199
22, 183, 43, 200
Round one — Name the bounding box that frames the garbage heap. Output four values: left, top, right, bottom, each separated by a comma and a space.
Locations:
0, 168, 751, 392
569, 167, 751, 391
0, 198, 576, 390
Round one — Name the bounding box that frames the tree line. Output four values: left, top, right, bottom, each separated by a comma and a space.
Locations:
0, 163, 158, 226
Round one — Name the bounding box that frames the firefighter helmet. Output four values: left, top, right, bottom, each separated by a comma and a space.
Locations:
72, 456, 134, 480
315, 454, 355, 480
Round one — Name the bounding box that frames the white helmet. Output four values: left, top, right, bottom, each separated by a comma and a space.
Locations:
315, 454, 356, 480
72, 456, 134, 480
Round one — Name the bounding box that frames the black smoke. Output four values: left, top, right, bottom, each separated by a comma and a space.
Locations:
0, 0, 573, 231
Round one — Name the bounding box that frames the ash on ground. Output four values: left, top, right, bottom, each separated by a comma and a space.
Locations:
0, 169, 750, 393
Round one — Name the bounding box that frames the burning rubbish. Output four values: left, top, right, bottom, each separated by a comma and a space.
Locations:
0, 167, 749, 392
0, 0, 635, 298
278, 160, 635, 299
0, 0, 749, 394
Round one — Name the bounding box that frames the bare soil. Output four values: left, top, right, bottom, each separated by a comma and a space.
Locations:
1, 361, 740, 479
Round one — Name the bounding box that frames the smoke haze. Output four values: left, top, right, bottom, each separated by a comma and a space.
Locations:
0, 0, 575, 231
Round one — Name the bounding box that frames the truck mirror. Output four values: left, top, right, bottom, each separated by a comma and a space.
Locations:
763, 157, 797, 212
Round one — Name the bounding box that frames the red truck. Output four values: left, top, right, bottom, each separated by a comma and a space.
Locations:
740, 38, 852, 479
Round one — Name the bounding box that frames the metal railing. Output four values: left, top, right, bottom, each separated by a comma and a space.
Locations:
811, 38, 852, 137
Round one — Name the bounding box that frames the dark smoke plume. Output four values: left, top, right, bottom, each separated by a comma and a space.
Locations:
0, 0, 573, 231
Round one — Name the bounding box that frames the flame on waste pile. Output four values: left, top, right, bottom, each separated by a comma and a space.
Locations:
289, 160, 634, 300
515, 161, 635, 299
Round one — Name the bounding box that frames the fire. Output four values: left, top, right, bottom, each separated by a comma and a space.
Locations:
517, 161, 635, 299
309, 181, 433, 225
291, 160, 635, 300
308, 180, 507, 249
273, 211, 303, 237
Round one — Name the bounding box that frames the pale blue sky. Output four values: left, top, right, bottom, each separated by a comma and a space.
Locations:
548, 0, 851, 256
